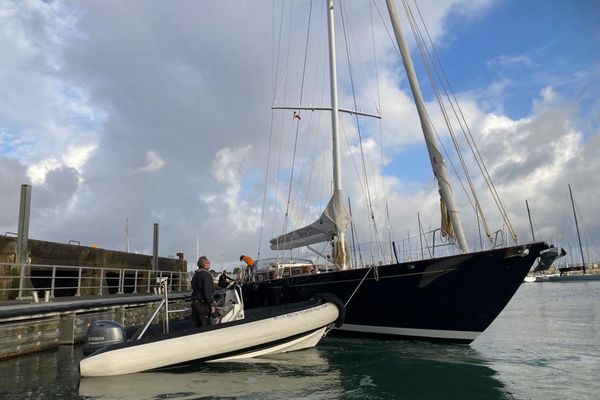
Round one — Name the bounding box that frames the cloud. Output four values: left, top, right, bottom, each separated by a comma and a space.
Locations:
487, 54, 534, 69
137, 150, 165, 173
1, 0, 597, 269
207, 146, 261, 233
25, 143, 96, 184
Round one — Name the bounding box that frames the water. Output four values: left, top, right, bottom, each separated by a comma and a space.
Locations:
1, 282, 598, 399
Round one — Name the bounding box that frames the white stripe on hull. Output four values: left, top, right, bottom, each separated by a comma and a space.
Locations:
211, 327, 327, 361
336, 323, 480, 341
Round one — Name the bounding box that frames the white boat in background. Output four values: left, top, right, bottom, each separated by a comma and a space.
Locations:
79, 282, 344, 377
533, 185, 600, 282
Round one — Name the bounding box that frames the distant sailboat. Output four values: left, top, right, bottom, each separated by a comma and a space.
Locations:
547, 185, 600, 282
242, 0, 565, 343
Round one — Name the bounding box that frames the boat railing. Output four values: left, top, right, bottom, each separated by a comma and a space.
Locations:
254, 237, 463, 275
133, 277, 174, 338
0, 262, 190, 302
350, 226, 515, 267
250, 258, 318, 281
350, 236, 460, 267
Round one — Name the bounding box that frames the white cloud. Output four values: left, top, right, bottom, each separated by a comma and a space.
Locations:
26, 158, 61, 185
207, 146, 262, 234
25, 143, 96, 184
138, 150, 166, 173
487, 54, 534, 69
1, 0, 597, 268
63, 144, 97, 173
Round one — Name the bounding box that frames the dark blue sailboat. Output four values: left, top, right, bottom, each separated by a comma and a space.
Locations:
242, 0, 564, 344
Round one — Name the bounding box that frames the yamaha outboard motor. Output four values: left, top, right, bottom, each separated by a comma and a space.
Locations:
83, 320, 126, 356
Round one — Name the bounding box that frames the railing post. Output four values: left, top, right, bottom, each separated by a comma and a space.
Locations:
432, 229, 441, 258
17, 263, 24, 299
16, 184, 32, 300
117, 269, 124, 294
50, 266, 56, 298
146, 270, 151, 293
178, 272, 183, 292
76, 267, 82, 297
133, 270, 138, 293
97, 268, 104, 296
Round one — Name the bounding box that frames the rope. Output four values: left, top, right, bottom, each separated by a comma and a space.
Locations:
271, 2, 296, 255
406, 0, 492, 241
281, 0, 314, 237
369, 1, 394, 263
344, 265, 375, 308
340, 1, 385, 261
258, 2, 286, 260
409, 0, 519, 244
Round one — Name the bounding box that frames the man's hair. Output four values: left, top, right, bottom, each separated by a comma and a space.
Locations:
197, 256, 209, 268
239, 255, 244, 261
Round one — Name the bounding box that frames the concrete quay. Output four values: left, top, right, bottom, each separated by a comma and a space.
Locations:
0, 293, 190, 361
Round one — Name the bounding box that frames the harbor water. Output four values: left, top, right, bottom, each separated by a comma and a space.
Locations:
1, 281, 598, 399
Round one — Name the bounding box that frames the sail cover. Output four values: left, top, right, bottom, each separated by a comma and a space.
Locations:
270, 190, 351, 250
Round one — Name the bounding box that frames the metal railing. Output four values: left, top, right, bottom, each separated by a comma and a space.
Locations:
0, 262, 190, 301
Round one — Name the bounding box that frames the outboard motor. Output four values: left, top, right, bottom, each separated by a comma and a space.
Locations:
83, 320, 126, 356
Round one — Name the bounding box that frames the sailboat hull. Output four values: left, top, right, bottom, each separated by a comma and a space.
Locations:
243, 242, 551, 344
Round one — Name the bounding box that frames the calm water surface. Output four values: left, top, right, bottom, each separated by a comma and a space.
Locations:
1, 282, 598, 399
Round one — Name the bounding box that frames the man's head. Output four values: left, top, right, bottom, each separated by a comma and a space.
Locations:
197, 256, 210, 270
239, 255, 244, 261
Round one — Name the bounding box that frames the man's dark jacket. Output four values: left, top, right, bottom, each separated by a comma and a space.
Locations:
191, 269, 215, 304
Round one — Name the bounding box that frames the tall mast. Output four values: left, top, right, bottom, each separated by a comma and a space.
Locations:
125, 217, 130, 252
568, 184, 586, 274
326, 0, 349, 269
385, 0, 469, 253
525, 200, 536, 241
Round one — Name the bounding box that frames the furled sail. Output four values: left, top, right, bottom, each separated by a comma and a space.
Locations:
270, 190, 351, 250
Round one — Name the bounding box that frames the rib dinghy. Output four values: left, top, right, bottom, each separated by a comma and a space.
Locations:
79, 283, 344, 377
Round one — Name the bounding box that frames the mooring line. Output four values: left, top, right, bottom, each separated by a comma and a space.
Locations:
344, 265, 374, 308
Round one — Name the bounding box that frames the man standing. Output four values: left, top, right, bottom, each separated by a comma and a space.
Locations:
191, 256, 216, 327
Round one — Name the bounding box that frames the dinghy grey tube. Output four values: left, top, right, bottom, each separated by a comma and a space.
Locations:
79, 300, 340, 377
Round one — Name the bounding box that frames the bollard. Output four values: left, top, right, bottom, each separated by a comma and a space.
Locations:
44, 290, 51, 303
32, 291, 40, 304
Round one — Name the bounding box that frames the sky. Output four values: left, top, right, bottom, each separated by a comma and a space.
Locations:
1, 0, 599, 271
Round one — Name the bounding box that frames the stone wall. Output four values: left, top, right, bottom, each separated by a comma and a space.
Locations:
0, 299, 189, 360
0, 236, 188, 300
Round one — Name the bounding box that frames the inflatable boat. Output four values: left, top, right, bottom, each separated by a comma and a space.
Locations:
79, 283, 344, 377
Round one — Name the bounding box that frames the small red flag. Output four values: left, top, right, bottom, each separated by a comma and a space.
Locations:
293, 111, 301, 121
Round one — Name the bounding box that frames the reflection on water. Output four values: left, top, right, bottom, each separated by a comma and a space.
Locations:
475, 281, 600, 400
324, 338, 509, 400
1, 282, 598, 399
0, 338, 508, 400
77, 340, 507, 400
79, 350, 342, 400
0, 345, 80, 399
